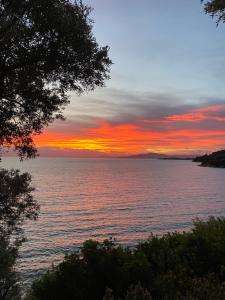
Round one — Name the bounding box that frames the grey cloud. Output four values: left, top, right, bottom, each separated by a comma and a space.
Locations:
49, 87, 225, 133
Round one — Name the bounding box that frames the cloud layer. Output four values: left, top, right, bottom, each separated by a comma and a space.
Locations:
35, 89, 225, 157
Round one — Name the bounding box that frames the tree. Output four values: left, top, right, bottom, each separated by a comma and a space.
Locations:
103, 288, 115, 300
0, 0, 111, 158
0, 1, 111, 298
125, 283, 152, 300
102, 284, 152, 300
201, 0, 225, 25
0, 169, 39, 300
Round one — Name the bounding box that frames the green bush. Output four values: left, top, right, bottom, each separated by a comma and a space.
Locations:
26, 217, 225, 300
103, 283, 152, 300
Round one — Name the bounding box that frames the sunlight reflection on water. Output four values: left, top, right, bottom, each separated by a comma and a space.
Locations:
2, 157, 225, 285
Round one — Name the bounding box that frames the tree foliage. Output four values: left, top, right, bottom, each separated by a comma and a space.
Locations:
103, 283, 152, 300
202, 0, 225, 24
0, 169, 39, 300
124, 283, 152, 300
0, 169, 39, 233
0, 0, 111, 298
26, 217, 225, 300
0, 0, 111, 158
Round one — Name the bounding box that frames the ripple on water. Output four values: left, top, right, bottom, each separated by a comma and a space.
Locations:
1, 158, 225, 288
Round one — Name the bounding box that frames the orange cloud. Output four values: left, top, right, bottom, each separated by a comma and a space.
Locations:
143, 105, 225, 124
34, 105, 225, 156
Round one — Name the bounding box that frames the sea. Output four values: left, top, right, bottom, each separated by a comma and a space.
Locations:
1, 157, 225, 287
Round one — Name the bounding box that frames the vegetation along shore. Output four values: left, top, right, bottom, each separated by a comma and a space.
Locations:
25, 217, 225, 300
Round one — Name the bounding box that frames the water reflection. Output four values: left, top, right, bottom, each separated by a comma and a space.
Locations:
2, 158, 225, 284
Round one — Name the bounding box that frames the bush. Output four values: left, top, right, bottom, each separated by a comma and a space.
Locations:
103, 283, 152, 300
26, 217, 225, 300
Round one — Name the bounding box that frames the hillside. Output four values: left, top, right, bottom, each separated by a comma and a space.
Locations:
193, 150, 225, 168
122, 152, 167, 159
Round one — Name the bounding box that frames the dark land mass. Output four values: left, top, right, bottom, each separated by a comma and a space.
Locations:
193, 150, 225, 168
122, 152, 195, 160
159, 157, 193, 161
122, 152, 167, 159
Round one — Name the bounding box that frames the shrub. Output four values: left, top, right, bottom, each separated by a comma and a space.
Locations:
26, 217, 225, 300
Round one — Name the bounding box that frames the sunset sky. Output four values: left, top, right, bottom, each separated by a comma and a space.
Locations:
36, 0, 225, 157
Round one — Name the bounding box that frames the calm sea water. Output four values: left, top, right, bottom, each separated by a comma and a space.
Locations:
2, 157, 225, 286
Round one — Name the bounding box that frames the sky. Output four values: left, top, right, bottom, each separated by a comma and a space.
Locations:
36, 0, 225, 157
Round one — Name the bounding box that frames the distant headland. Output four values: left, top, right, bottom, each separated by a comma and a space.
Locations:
122, 152, 195, 160
193, 150, 225, 168
122, 152, 166, 159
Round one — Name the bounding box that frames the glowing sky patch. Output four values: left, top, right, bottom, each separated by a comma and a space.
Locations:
35, 104, 225, 156
35, 1, 225, 157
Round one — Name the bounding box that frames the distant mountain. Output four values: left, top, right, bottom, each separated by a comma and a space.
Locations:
193, 150, 225, 168
122, 152, 167, 159
159, 156, 194, 161
122, 153, 196, 160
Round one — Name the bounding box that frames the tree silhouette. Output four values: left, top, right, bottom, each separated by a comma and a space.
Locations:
0, 0, 111, 158
0, 1, 111, 298
0, 169, 39, 300
202, 0, 225, 25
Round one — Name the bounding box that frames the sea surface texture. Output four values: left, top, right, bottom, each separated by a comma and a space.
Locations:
2, 158, 225, 285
